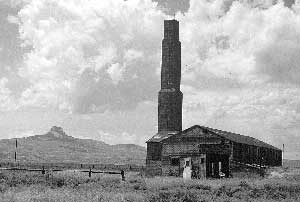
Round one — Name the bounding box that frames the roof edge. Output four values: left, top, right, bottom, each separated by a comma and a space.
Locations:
145, 125, 282, 151
198, 125, 282, 151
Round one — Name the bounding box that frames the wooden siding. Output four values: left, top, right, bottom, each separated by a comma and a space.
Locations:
232, 142, 282, 166
162, 127, 231, 156
163, 126, 219, 142
162, 142, 231, 156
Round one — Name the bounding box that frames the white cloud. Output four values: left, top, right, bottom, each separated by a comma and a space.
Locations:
106, 63, 125, 84
0, 77, 17, 111
94, 46, 117, 72
124, 49, 144, 62
178, 2, 300, 92
0, 0, 25, 7
17, 0, 164, 112
178, 1, 300, 90
98, 130, 139, 144
7, 14, 19, 24
98, 129, 145, 145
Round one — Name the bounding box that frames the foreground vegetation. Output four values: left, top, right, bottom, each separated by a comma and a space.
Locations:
0, 168, 300, 202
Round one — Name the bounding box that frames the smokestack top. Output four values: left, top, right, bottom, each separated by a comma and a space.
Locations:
164, 20, 179, 41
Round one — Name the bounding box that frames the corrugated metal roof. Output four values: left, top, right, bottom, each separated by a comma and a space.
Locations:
146, 125, 281, 151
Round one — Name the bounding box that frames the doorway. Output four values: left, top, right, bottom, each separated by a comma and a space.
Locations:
183, 157, 192, 179
206, 154, 229, 178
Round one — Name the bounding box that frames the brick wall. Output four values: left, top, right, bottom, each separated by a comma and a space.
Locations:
158, 20, 182, 132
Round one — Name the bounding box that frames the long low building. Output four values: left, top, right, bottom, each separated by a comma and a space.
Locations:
146, 125, 282, 178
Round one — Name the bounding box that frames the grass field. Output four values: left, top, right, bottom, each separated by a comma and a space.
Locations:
0, 168, 300, 202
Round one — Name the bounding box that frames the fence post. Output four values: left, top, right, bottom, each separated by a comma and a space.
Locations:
89, 167, 92, 178
42, 166, 45, 175
121, 170, 125, 181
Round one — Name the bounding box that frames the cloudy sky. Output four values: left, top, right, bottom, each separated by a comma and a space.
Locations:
0, 0, 299, 159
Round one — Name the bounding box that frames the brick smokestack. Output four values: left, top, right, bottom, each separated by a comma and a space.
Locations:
158, 20, 183, 132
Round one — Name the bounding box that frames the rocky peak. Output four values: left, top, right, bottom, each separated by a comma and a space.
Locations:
48, 126, 69, 138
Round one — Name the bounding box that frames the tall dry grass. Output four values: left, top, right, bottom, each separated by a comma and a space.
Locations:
0, 168, 300, 202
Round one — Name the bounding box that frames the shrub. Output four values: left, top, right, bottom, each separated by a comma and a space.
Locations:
128, 177, 147, 191
0, 183, 8, 193
148, 188, 199, 202
51, 177, 65, 188
239, 180, 250, 189
186, 183, 211, 191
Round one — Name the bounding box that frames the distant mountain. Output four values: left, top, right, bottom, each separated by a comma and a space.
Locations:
0, 126, 146, 165
283, 159, 300, 168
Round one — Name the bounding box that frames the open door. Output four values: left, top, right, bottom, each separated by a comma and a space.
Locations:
206, 154, 230, 178
183, 157, 192, 179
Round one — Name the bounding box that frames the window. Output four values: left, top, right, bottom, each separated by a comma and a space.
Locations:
200, 158, 205, 164
171, 158, 180, 166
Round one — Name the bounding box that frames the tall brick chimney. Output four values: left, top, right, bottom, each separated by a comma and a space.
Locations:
158, 20, 183, 133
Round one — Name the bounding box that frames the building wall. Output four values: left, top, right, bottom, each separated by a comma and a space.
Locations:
146, 142, 162, 176
161, 127, 232, 156
161, 146, 207, 177
160, 140, 231, 178
160, 127, 232, 177
232, 142, 282, 166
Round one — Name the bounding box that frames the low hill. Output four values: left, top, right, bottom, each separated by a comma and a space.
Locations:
0, 126, 146, 165
283, 159, 300, 168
